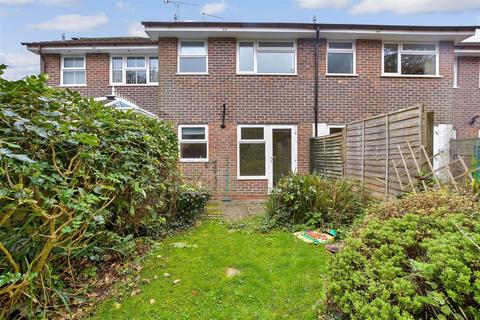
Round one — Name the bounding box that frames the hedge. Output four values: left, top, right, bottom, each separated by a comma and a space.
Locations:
0, 66, 208, 318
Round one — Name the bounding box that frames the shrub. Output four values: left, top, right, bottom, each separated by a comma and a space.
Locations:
323, 191, 480, 319
265, 173, 365, 230
0, 66, 188, 317
167, 184, 211, 230
366, 188, 480, 221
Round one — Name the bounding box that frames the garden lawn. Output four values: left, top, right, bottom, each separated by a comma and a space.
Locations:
93, 218, 330, 319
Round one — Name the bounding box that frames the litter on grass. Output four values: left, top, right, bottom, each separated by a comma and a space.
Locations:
170, 242, 198, 248
225, 267, 240, 278
293, 230, 336, 245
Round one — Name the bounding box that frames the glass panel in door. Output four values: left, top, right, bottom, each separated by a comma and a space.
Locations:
272, 129, 292, 185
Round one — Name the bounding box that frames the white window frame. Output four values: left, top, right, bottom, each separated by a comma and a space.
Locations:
312, 123, 345, 137
109, 55, 158, 85
178, 124, 209, 162
237, 125, 268, 180
237, 124, 297, 189
177, 40, 208, 75
326, 41, 356, 76
148, 56, 159, 84
381, 42, 440, 77
60, 55, 86, 86
236, 40, 297, 75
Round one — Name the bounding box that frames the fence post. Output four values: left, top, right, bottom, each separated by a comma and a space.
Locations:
421, 107, 434, 173
342, 128, 346, 177
361, 119, 365, 195
309, 138, 314, 174
385, 114, 390, 198
323, 137, 326, 177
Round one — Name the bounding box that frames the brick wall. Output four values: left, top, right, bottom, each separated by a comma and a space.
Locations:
43, 53, 158, 110
157, 39, 455, 124
454, 56, 480, 138
157, 37, 459, 197
40, 38, 479, 197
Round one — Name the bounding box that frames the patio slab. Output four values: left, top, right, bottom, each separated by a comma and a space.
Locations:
205, 200, 265, 220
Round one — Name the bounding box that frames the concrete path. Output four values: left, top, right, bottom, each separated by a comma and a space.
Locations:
205, 200, 265, 220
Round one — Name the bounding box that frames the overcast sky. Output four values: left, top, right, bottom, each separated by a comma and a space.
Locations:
1, 0, 479, 80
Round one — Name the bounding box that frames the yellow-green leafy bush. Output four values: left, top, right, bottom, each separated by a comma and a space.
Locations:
323, 190, 480, 319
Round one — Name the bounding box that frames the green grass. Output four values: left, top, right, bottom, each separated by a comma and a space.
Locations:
93, 218, 330, 320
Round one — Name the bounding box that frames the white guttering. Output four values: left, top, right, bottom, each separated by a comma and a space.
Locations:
319, 28, 473, 36
318, 29, 474, 42
455, 49, 480, 57
145, 27, 316, 39
145, 27, 316, 34
145, 26, 475, 42
28, 46, 158, 54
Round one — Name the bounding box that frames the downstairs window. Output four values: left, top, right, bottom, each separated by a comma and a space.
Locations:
238, 126, 266, 177
179, 125, 208, 162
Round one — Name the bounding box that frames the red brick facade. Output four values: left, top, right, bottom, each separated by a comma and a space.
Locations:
43, 53, 158, 111
38, 36, 480, 197
454, 56, 480, 138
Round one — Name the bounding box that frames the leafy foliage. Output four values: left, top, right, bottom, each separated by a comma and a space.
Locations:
0, 66, 208, 318
265, 173, 365, 230
323, 190, 480, 319
167, 184, 211, 230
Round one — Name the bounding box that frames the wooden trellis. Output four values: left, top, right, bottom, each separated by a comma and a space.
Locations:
309, 106, 479, 199
391, 141, 478, 195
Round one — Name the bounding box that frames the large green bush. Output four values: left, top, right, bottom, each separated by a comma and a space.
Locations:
167, 184, 211, 230
0, 67, 207, 318
265, 173, 365, 230
323, 190, 480, 319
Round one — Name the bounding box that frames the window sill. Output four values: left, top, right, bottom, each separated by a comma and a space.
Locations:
59, 84, 87, 87
236, 73, 298, 76
237, 176, 268, 180
180, 159, 209, 163
381, 74, 443, 78
176, 73, 209, 76
108, 84, 158, 87
325, 73, 358, 77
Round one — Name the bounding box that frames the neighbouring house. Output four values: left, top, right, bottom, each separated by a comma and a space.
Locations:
23, 22, 480, 198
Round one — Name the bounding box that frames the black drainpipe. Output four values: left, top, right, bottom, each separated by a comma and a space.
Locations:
314, 25, 320, 137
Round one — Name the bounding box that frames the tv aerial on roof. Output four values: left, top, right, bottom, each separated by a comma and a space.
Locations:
202, 12, 224, 22
164, 0, 198, 22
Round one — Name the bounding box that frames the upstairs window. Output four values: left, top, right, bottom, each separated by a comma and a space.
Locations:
383, 43, 438, 76
126, 57, 146, 84
61, 56, 85, 86
110, 56, 158, 85
149, 57, 159, 82
327, 41, 355, 75
112, 57, 123, 83
178, 41, 208, 74
179, 125, 208, 162
237, 41, 296, 74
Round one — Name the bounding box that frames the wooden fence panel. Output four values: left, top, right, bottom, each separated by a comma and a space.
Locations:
344, 106, 431, 199
450, 138, 480, 179
310, 106, 433, 199
309, 132, 344, 179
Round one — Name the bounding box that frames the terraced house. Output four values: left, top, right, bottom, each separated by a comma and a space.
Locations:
23, 22, 480, 198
